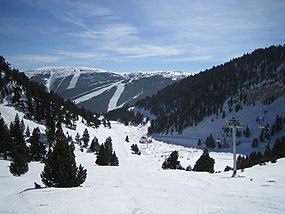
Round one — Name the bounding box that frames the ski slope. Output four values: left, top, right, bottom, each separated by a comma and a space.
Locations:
1, 103, 285, 213
107, 81, 125, 111
73, 83, 118, 104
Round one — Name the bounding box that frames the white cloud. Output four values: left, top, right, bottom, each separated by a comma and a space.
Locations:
115, 45, 183, 58
138, 0, 285, 60
166, 55, 213, 62
9, 54, 60, 64
67, 1, 111, 18
72, 24, 138, 41
54, 51, 106, 60
71, 23, 183, 58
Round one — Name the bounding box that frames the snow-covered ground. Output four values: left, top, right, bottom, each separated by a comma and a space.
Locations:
1, 103, 285, 213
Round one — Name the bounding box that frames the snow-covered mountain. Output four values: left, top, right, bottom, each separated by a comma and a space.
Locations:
25, 67, 190, 112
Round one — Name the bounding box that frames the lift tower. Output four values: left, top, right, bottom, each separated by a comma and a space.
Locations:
226, 117, 243, 177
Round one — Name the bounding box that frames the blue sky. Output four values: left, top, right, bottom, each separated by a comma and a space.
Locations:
1, 0, 285, 73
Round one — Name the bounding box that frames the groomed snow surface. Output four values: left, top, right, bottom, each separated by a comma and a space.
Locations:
1, 109, 285, 213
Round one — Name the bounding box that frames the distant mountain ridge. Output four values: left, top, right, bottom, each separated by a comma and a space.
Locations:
25, 67, 190, 112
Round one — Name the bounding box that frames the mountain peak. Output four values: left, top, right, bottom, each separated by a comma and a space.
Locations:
25, 66, 189, 112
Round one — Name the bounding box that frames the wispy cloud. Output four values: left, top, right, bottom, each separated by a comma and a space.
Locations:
72, 24, 138, 41
115, 45, 183, 58
166, 55, 213, 62
138, 0, 285, 61
72, 23, 183, 58
3, 0, 284, 72
54, 51, 107, 61
7, 54, 61, 69
67, 1, 111, 18
9, 54, 60, 64
23, 0, 112, 30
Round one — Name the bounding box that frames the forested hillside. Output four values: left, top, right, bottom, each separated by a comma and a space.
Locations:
136, 45, 285, 134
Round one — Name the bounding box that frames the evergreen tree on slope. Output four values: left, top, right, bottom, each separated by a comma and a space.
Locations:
0, 115, 11, 159
193, 149, 215, 173
41, 130, 87, 187
95, 144, 108, 165
9, 114, 30, 176
30, 127, 46, 161
88, 136, 100, 153
82, 128, 89, 148
162, 150, 182, 169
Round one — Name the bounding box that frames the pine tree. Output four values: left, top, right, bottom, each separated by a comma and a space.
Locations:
45, 112, 55, 147
125, 135, 129, 142
75, 133, 81, 145
95, 144, 108, 165
162, 150, 181, 169
245, 125, 251, 138
30, 127, 46, 161
9, 154, 29, 176
197, 138, 202, 146
263, 143, 271, 162
110, 151, 119, 166
104, 137, 113, 164
205, 133, 215, 148
0, 116, 11, 159
193, 149, 215, 173
41, 131, 87, 187
88, 136, 100, 153
95, 137, 119, 166
82, 128, 89, 147
251, 138, 259, 148
25, 125, 30, 138
9, 114, 30, 176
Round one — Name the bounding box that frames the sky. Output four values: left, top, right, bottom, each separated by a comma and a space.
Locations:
1, 0, 285, 73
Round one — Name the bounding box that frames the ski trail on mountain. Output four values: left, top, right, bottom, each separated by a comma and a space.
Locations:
108, 81, 125, 111
46, 71, 54, 92
73, 82, 118, 104
67, 69, 81, 89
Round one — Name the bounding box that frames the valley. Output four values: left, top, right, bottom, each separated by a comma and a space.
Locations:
1, 108, 284, 213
